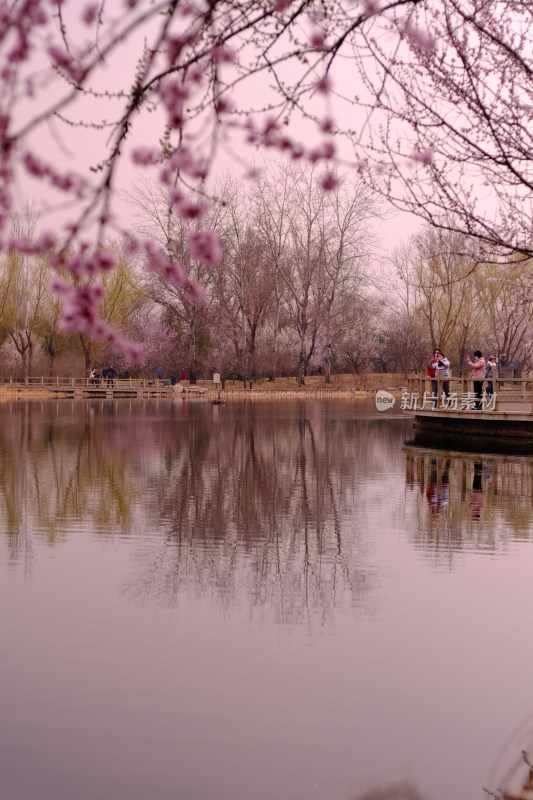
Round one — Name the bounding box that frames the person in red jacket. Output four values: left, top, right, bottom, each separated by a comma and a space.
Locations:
467, 350, 486, 409
427, 348, 447, 407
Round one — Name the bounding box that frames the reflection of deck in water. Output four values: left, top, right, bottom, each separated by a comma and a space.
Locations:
404, 444, 533, 547
405, 443, 533, 501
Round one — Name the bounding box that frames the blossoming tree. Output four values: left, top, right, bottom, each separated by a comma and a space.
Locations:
1, 0, 531, 357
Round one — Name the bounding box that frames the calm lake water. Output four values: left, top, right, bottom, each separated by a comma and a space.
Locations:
1, 398, 533, 800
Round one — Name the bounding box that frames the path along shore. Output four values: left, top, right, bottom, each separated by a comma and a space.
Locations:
0, 374, 405, 401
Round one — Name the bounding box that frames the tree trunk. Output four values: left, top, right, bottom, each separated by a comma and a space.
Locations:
298, 350, 306, 386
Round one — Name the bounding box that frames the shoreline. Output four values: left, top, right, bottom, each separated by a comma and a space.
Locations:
0, 387, 404, 402
0, 375, 406, 402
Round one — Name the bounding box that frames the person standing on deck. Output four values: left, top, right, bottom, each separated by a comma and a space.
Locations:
427, 349, 441, 407
106, 366, 116, 387
485, 356, 497, 396
467, 350, 486, 409
436, 350, 451, 399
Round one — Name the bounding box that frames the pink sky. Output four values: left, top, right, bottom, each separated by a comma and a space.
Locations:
13, 0, 422, 254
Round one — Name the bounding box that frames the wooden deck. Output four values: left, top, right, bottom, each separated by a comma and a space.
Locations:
1, 377, 208, 399
405, 372, 533, 412
403, 372, 533, 451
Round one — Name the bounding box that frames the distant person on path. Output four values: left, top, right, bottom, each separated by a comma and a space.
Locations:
156, 367, 163, 380
89, 367, 100, 385
467, 350, 486, 409
106, 366, 116, 387
180, 369, 187, 382
485, 356, 497, 396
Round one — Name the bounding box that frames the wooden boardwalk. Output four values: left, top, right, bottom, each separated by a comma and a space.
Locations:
1, 377, 208, 399
403, 372, 533, 450
405, 372, 533, 413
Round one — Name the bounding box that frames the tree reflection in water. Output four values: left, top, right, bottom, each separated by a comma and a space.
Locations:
0, 399, 411, 629
127, 401, 400, 628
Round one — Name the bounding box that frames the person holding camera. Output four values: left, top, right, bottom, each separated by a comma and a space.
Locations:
427, 349, 451, 406
467, 350, 486, 409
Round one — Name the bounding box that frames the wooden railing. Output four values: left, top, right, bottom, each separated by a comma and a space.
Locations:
2, 376, 173, 389
405, 371, 533, 410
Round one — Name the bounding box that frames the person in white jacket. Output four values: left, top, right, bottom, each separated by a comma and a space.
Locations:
435, 350, 451, 399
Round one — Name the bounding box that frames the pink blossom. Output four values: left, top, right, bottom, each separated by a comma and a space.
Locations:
66, 253, 86, 280
411, 148, 434, 165
309, 31, 326, 50
215, 96, 235, 115
188, 229, 223, 267
314, 75, 332, 94
169, 188, 209, 219
210, 45, 236, 64
320, 172, 338, 191
185, 279, 206, 303
274, 0, 293, 10
187, 64, 204, 84
36, 231, 57, 252
144, 241, 168, 273
121, 341, 143, 363
158, 80, 190, 128
49, 277, 71, 295
163, 261, 186, 288
165, 35, 184, 65
48, 46, 85, 83
165, 147, 207, 180
179, 2, 199, 16
245, 167, 262, 180
290, 143, 304, 160
81, 4, 99, 25
25, 5, 48, 25
58, 283, 105, 335
131, 146, 160, 165
8, 236, 35, 254
309, 140, 336, 162
23, 152, 48, 177
362, 0, 380, 16
123, 237, 140, 256
403, 21, 437, 53
175, 198, 210, 220
93, 249, 116, 272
